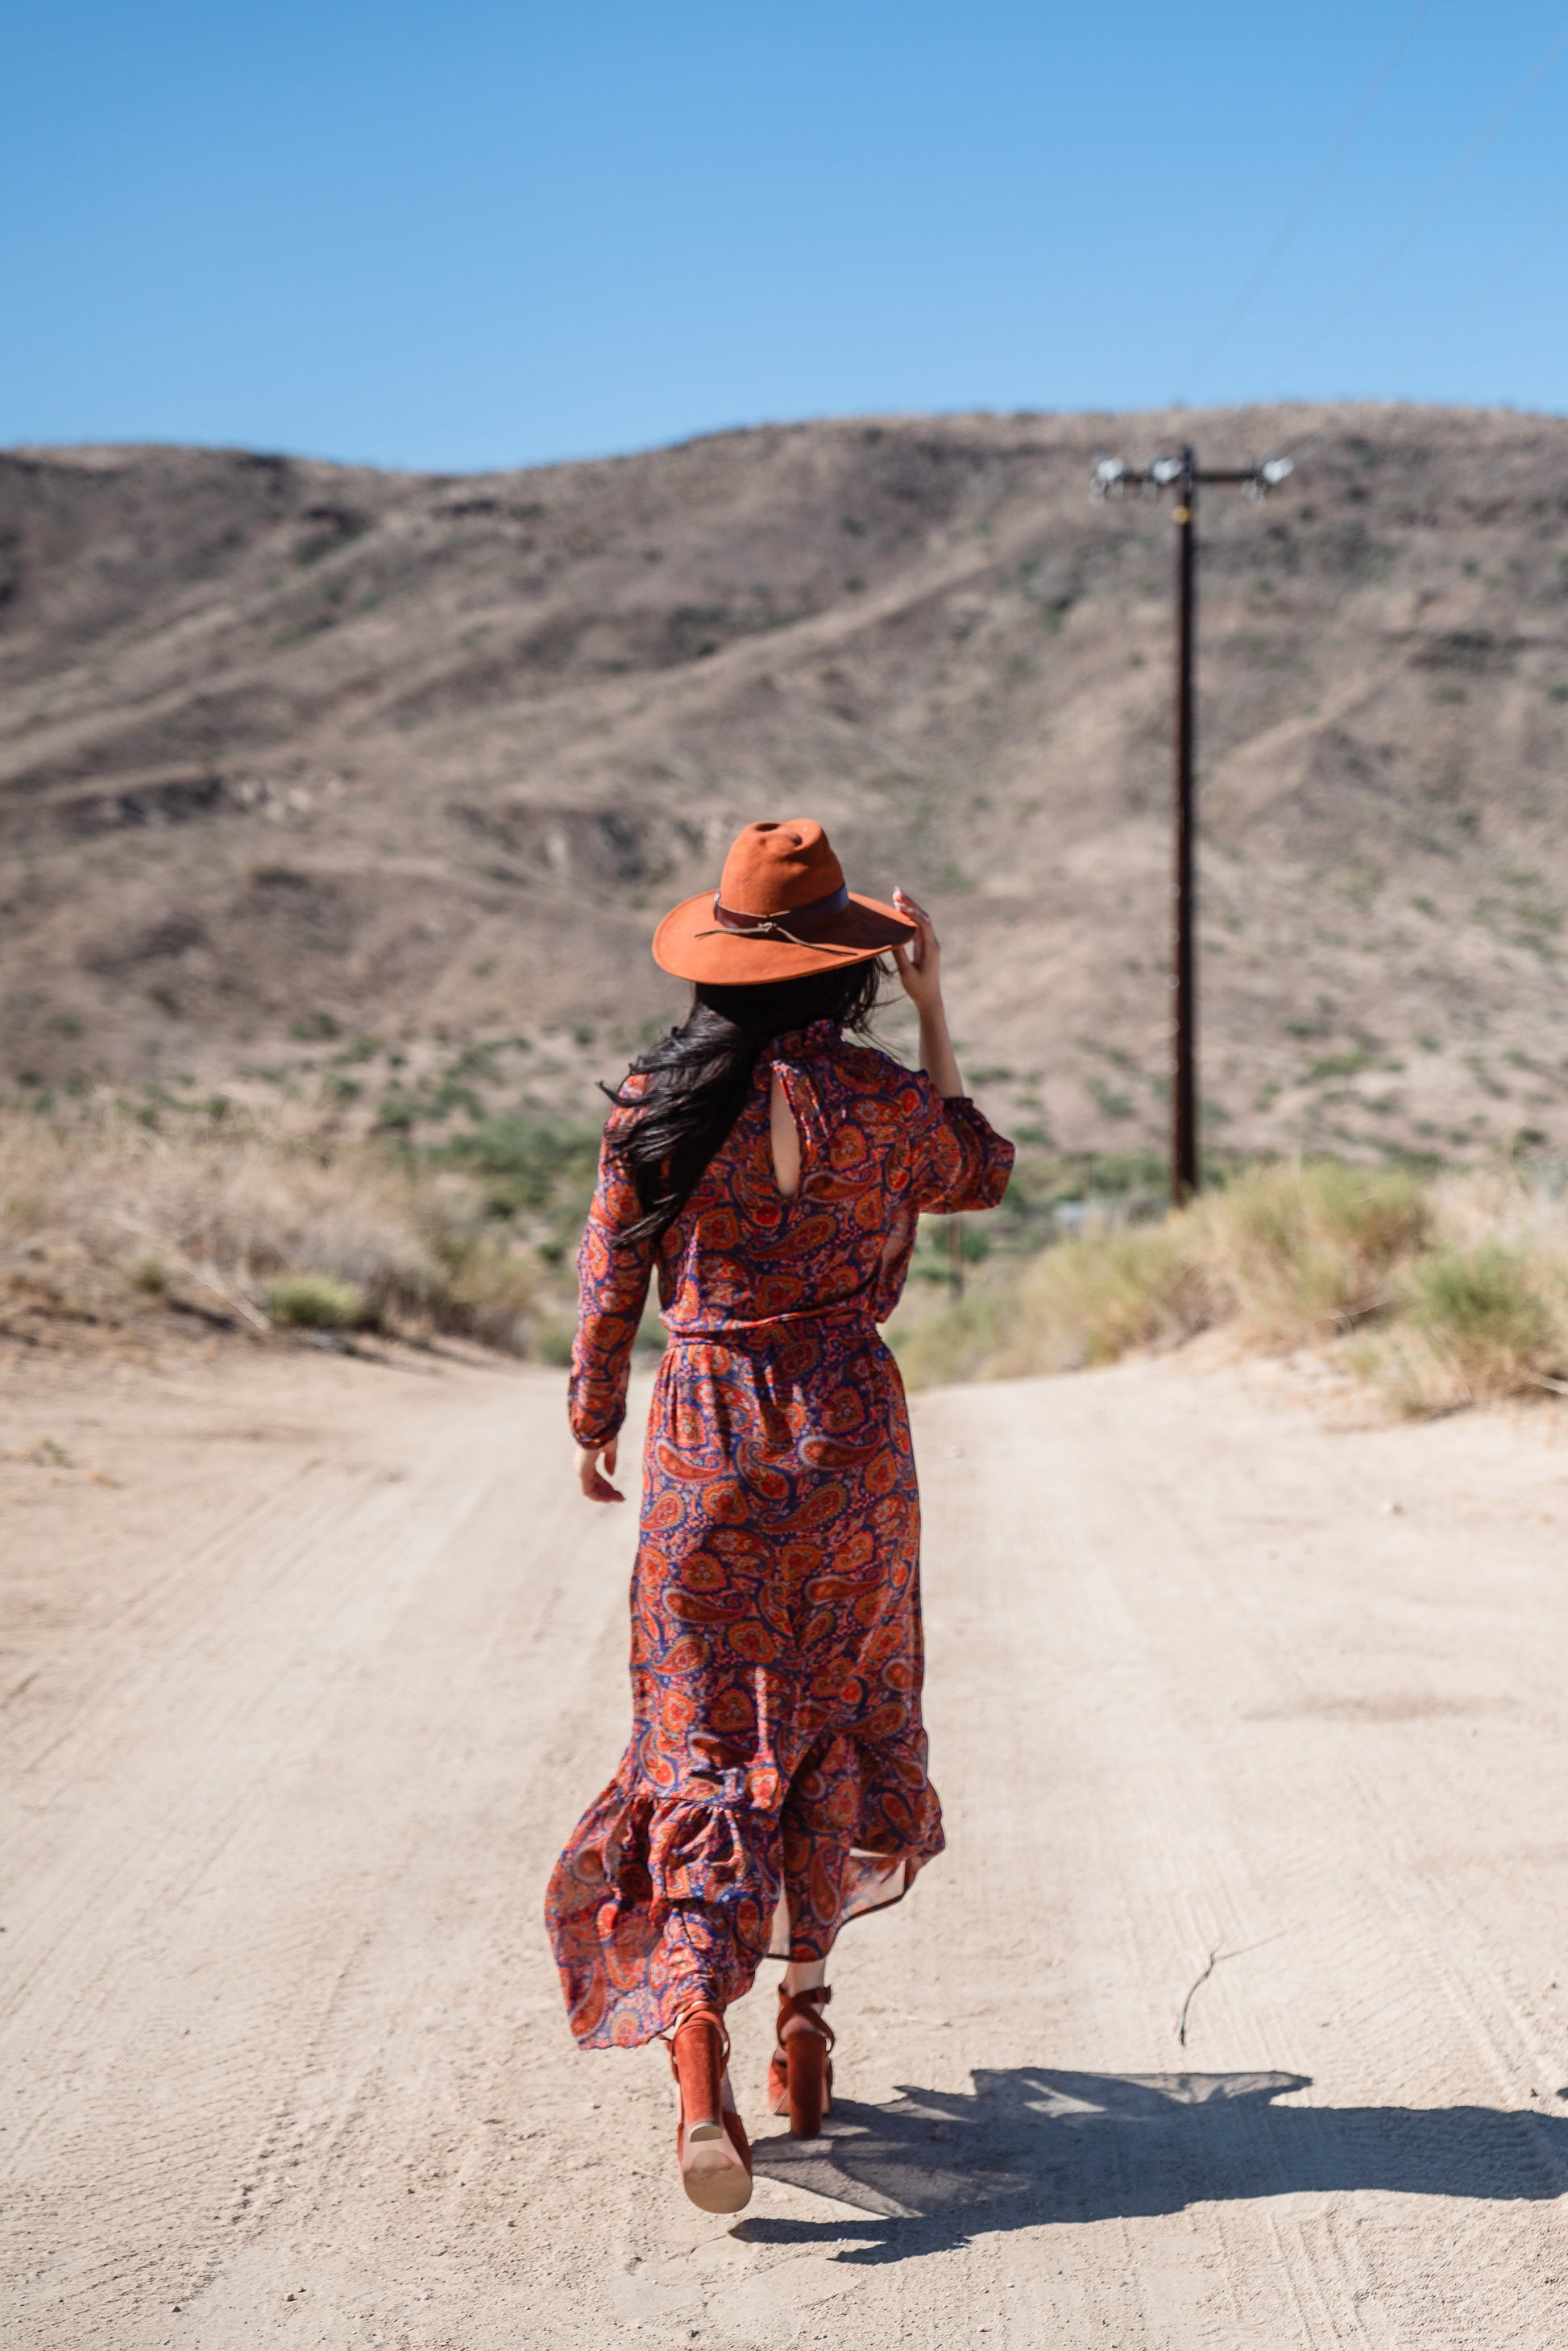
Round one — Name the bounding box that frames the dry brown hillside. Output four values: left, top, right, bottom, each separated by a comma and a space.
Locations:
4, 402, 1568, 1167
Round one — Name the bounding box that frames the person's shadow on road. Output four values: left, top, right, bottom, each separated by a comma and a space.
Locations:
742, 2069, 1568, 2262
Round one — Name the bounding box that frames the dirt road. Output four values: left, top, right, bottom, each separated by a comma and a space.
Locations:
3, 1340, 1567, 2349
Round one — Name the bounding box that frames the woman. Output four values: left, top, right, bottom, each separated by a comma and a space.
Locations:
545, 817, 1013, 2213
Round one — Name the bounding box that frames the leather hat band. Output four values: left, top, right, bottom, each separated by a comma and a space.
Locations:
693, 881, 860, 956
707, 882, 849, 935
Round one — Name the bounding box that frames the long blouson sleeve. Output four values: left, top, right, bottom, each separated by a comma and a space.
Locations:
906, 1081, 1014, 1215
567, 1112, 657, 1451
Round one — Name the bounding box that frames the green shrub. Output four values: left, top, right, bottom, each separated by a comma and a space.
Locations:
1199, 1159, 1429, 1341
995, 1222, 1209, 1375
127, 1250, 168, 1296
1400, 1244, 1563, 1401
438, 1115, 600, 1217
263, 1271, 368, 1329
890, 1287, 1011, 1388
421, 1229, 538, 1350
433, 1109, 595, 1326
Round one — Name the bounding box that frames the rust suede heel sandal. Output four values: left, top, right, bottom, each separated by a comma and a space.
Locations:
666, 2005, 753, 2213
768, 1985, 836, 2137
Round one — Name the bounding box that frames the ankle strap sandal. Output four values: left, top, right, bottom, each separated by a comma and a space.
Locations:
767, 1984, 835, 2138
664, 2004, 752, 2213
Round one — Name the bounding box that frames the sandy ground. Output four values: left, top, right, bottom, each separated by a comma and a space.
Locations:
2, 1337, 1567, 2349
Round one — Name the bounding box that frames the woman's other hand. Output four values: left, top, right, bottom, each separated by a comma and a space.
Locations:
892, 888, 943, 1013
576, 1441, 624, 1503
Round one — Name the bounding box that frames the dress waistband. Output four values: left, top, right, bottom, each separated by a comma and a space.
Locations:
663, 1302, 877, 1345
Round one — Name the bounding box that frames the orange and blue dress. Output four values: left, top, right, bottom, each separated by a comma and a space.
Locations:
545, 1019, 1013, 2049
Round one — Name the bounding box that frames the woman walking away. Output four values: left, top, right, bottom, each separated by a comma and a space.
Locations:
545, 818, 1013, 2212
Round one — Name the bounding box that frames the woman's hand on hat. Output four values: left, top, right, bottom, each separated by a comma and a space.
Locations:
892, 889, 943, 1013
576, 1441, 624, 1503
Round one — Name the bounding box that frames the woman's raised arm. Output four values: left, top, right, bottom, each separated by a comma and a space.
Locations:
891, 885, 1015, 1213
891, 887, 964, 1099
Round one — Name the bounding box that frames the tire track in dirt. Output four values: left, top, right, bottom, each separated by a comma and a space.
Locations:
925, 1363, 1568, 2350
1, 1358, 583, 2342
5, 1347, 1568, 2347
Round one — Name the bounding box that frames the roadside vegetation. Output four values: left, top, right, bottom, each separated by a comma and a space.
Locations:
890, 1155, 1568, 1416
0, 1101, 570, 1355
6, 1084, 1567, 1418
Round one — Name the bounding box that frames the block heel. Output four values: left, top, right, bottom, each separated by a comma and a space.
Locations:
666, 2005, 752, 2213
766, 1984, 836, 2138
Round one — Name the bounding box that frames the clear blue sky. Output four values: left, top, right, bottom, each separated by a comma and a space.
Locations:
6, 0, 1566, 472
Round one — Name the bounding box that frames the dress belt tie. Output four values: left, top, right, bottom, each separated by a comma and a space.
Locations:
662, 1303, 876, 1343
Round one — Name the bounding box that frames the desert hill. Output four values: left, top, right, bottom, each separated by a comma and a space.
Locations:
3, 402, 1568, 1167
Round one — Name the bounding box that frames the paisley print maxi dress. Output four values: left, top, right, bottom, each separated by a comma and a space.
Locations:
546, 1018, 1014, 2050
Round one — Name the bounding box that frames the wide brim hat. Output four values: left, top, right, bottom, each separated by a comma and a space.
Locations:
653, 817, 915, 985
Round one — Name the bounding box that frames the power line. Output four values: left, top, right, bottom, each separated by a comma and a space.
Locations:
1183, 0, 1437, 393
1172, 222, 1561, 602
1404, 190, 1568, 371
1280, 405, 1354, 462
1284, 11, 1568, 371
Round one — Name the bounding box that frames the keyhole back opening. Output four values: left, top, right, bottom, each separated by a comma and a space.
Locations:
769, 1070, 802, 1200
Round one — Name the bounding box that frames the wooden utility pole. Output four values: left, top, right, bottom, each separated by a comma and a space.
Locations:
1091, 446, 1295, 1205
1172, 447, 1198, 1203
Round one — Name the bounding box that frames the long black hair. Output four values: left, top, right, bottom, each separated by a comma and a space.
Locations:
604, 959, 888, 1244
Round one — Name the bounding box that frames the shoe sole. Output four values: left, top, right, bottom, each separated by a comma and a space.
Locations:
680, 2120, 753, 2213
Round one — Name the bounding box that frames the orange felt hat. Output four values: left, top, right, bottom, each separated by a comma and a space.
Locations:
652, 818, 915, 985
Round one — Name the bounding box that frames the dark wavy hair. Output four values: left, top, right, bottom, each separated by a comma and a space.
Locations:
604, 960, 889, 1244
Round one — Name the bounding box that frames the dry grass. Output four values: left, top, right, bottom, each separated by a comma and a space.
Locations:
0, 1105, 544, 1352
1199, 1159, 1430, 1343
992, 1224, 1207, 1375
1367, 1246, 1563, 1412
14, 1107, 1568, 1416
894, 1158, 1568, 1416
